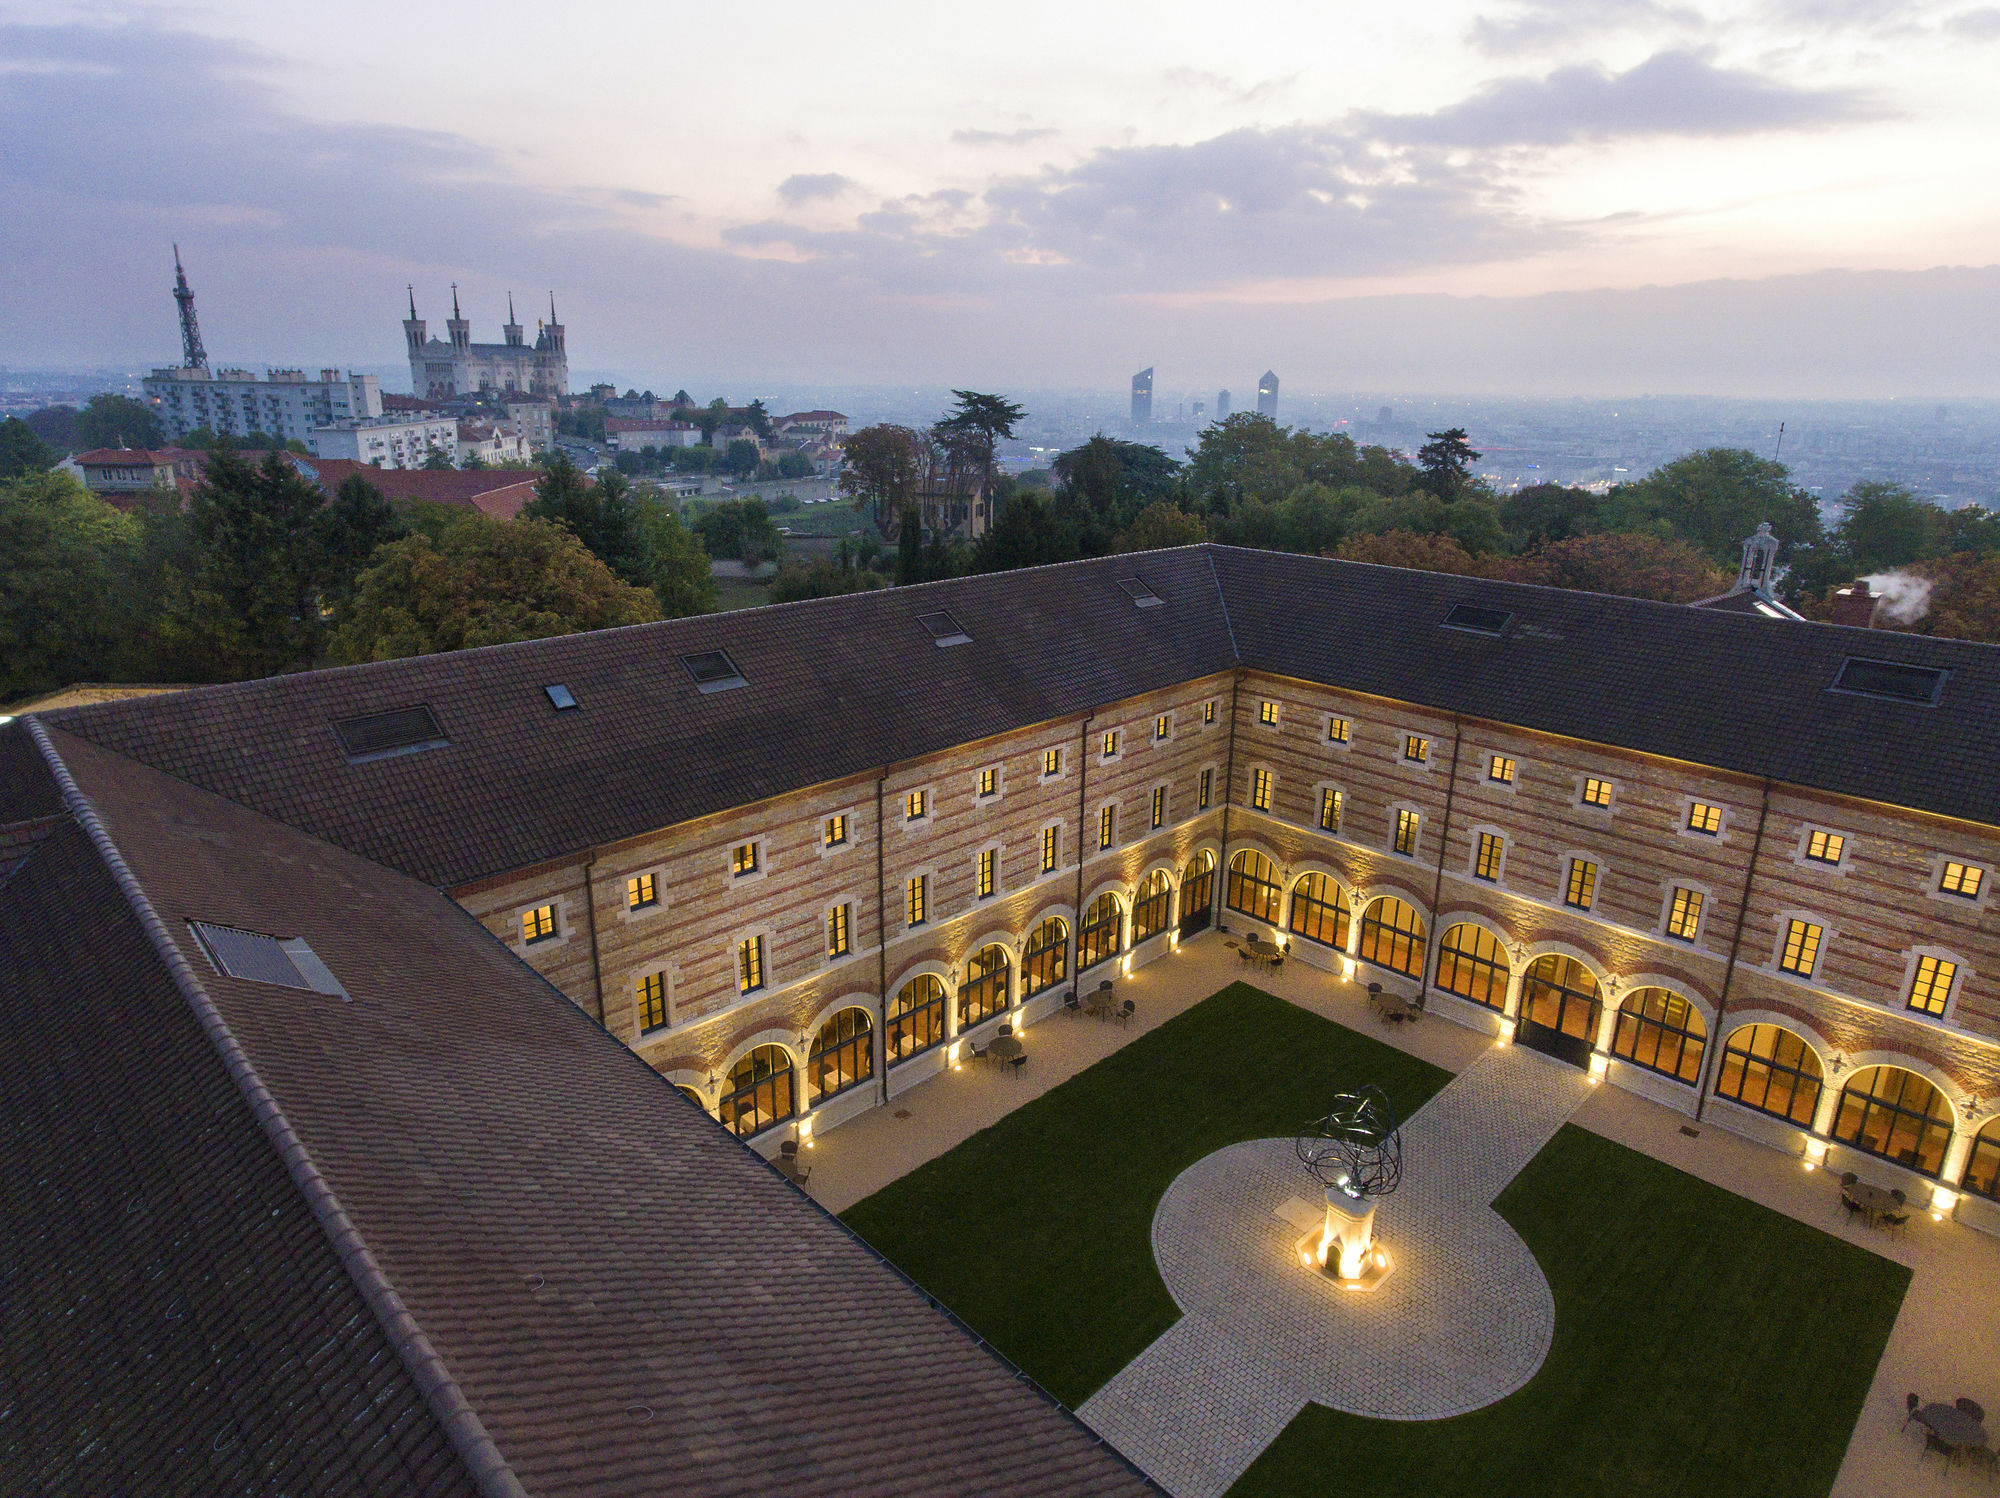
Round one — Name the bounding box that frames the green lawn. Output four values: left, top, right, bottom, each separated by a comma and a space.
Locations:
843, 984, 1911, 1498
709, 578, 772, 612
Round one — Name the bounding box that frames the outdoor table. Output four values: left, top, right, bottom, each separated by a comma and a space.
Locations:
987, 1034, 1024, 1063
1083, 989, 1115, 1019
1917, 1403, 1988, 1454
1843, 1181, 1901, 1220
1242, 937, 1281, 965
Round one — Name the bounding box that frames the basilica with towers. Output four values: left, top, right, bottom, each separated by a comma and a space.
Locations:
403, 286, 568, 400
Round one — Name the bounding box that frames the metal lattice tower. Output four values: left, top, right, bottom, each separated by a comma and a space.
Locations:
172, 244, 208, 371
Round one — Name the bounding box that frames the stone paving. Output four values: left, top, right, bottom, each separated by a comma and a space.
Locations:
1076, 1042, 1594, 1498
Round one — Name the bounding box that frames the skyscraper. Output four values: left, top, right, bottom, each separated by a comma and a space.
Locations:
1130, 367, 1154, 425
1257, 371, 1279, 420
1216, 389, 1231, 420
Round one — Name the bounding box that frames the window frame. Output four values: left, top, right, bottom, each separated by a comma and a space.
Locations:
1794, 826, 1849, 873
1323, 715, 1352, 748
905, 872, 929, 928
1250, 766, 1274, 813
887, 975, 948, 1063
634, 967, 673, 1036
1358, 897, 1427, 979
735, 932, 768, 994
1936, 858, 1988, 904
1903, 947, 1964, 1020
1683, 799, 1726, 838
1471, 828, 1506, 884
975, 765, 1002, 800
1257, 699, 1281, 729
1578, 775, 1616, 811
808, 1008, 874, 1104
975, 844, 1000, 900
1150, 783, 1167, 830
1039, 823, 1060, 876
1774, 913, 1830, 980
1831, 1065, 1954, 1178
1486, 753, 1517, 788
1226, 849, 1283, 925
959, 946, 1012, 1030
1022, 918, 1069, 997
1316, 783, 1343, 834
1098, 802, 1117, 850
1391, 805, 1421, 859
1041, 747, 1064, 780
1132, 870, 1173, 944
1715, 1023, 1823, 1126
1078, 892, 1124, 971
517, 901, 562, 948
1198, 766, 1214, 811
1402, 733, 1431, 767
1287, 871, 1350, 951
1154, 713, 1172, 743
1610, 987, 1707, 1086
1433, 922, 1508, 1010
902, 786, 932, 825
1563, 856, 1599, 912
729, 838, 765, 882
1662, 885, 1708, 944
720, 1044, 795, 1139
623, 870, 662, 916
821, 811, 853, 854
825, 900, 854, 961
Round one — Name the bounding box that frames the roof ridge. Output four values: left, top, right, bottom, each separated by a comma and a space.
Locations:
21, 717, 527, 1498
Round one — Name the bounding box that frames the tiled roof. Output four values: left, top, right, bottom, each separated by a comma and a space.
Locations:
15, 725, 1155, 1498
290, 458, 540, 520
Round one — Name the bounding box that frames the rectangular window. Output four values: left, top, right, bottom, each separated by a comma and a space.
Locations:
1041, 826, 1058, 873
636, 971, 669, 1032
1259, 700, 1279, 726
731, 841, 759, 877
1102, 729, 1120, 757
977, 767, 998, 798
1199, 768, 1213, 810
1151, 785, 1166, 829
1582, 777, 1613, 808
827, 903, 851, 959
626, 873, 658, 910
1099, 805, 1115, 849
823, 814, 848, 848
1779, 917, 1822, 975
1328, 717, 1350, 744
737, 935, 765, 993
521, 904, 557, 945
978, 848, 996, 898
1474, 832, 1504, 882
1488, 755, 1515, 784
907, 874, 927, 926
1565, 859, 1597, 910
1804, 829, 1844, 865
1043, 749, 1062, 776
1941, 861, 1985, 898
1688, 802, 1723, 835
1155, 714, 1169, 741
1394, 809, 1419, 856
1318, 787, 1341, 832
1404, 735, 1429, 764
1204, 700, 1217, 725
1252, 768, 1272, 811
906, 789, 927, 820
1666, 888, 1704, 941
1909, 955, 1957, 1017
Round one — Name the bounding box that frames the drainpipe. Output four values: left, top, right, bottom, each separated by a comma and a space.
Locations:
1418, 716, 1464, 1010
581, 848, 605, 1026
1216, 671, 1242, 931
876, 770, 891, 1107
1695, 776, 1772, 1123
1072, 712, 1093, 999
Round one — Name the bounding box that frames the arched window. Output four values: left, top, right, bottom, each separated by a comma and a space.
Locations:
809, 1008, 874, 1102
1358, 897, 1426, 978
960, 945, 1010, 1029
1079, 893, 1123, 970
1611, 988, 1707, 1085
1132, 871, 1172, 944
1520, 955, 1601, 1046
1832, 1066, 1954, 1177
1287, 872, 1349, 950
1179, 851, 1215, 935
1434, 923, 1508, 1009
1715, 1024, 1823, 1126
1023, 918, 1068, 997
1962, 1117, 2000, 1202
676, 1084, 707, 1110
720, 1045, 794, 1138
1227, 850, 1282, 925
888, 975, 947, 1063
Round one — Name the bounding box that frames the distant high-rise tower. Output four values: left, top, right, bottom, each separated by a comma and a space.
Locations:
171, 244, 207, 372
1216, 389, 1231, 420
1131, 367, 1154, 425
1191, 399, 1205, 423
1257, 371, 1279, 420
1377, 405, 1393, 425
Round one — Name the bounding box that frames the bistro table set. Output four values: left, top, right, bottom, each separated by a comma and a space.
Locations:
1840, 1172, 1913, 1234
1229, 932, 1285, 970
1906, 1393, 1993, 1476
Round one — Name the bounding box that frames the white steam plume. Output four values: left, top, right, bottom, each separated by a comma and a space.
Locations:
1861, 571, 1933, 626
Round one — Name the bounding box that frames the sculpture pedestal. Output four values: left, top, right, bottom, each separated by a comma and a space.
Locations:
1295, 1184, 1394, 1291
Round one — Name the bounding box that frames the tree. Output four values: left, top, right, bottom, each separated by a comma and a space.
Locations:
632, 496, 716, 617
896, 508, 923, 585
692, 498, 783, 568
1945, 504, 2000, 555
1830, 481, 1948, 576
1052, 434, 1181, 531
1899, 552, 2000, 644
1604, 448, 1824, 565
1334, 529, 1492, 576
838, 423, 925, 532
937, 390, 1025, 502
179, 451, 331, 677
522, 453, 646, 582
771, 559, 885, 603
459, 450, 487, 470
969, 491, 1083, 574
1117, 501, 1207, 552
314, 473, 409, 612
1505, 533, 1731, 602
745, 399, 774, 440
75, 393, 165, 452
1500, 483, 1601, 549
1416, 428, 1481, 501
0, 473, 143, 701
24, 405, 79, 453
328, 514, 661, 663
423, 446, 456, 470
721, 439, 760, 479
776, 451, 814, 480
699, 397, 730, 445
0, 418, 54, 479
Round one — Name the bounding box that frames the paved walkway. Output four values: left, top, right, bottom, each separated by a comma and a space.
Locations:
1076, 1044, 1594, 1498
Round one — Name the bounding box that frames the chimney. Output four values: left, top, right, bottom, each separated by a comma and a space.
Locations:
1830, 580, 1879, 629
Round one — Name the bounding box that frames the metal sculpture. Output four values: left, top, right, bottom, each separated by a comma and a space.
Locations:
1295, 1085, 1403, 1200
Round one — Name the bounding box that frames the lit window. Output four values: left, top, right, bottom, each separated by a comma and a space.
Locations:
1204, 700, 1217, 725
1151, 785, 1166, 829
1041, 826, 1058, 873
1252, 768, 1272, 811
1582, 777, 1613, 808
827, 903, 851, 959
1489, 755, 1515, 784
732, 842, 759, 876
1404, 735, 1429, 764
1102, 729, 1120, 757
521, 904, 557, 945
1779, 918, 1823, 976
906, 789, 927, 820
1199, 768, 1212, 810
1909, 955, 1957, 1017
1688, 802, 1723, 835
1565, 859, 1597, 910
1942, 861, 1985, 898
1043, 749, 1062, 776
977, 767, 998, 797
978, 847, 996, 898
626, 873, 657, 910
1804, 830, 1844, 865
736, 935, 765, 993
1666, 888, 1704, 941
637, 972, 668, 1033
824, 814, 848, 848
1328, 717, 1350, 744
1394, 809, 1419, 856
1099, 805, 1115, 849
1259, 700, 1279, 726
1318, 787, 1341, 832
906, 874, 927, 926
1155, 714, 1169, 740
1474, 832, 1503, 882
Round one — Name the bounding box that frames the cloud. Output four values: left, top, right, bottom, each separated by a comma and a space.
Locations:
776, 172, 856, 205
952, 127, 1059, 146
1468, 0, 1704, 53
1945, 5, 2000, 36
1162, 68, 1300, 107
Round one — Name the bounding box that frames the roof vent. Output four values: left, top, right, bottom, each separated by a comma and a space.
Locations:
333, 705, 448, 763
190, 922, 348, 997
545, 683, 578, 711
1830, 657, 1945, 705
1441, 603, 1513, 637
681, 650, 748, 693
1118, 577, 1164, 608
916, 610, 972, 647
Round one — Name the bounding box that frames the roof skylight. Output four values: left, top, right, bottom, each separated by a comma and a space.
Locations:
333, 705, 449, 763
545, 684, 578, 711
1830, 657, 1945, 705
916, 610, 972, 647
1441, 603, 1513, 636
190, 921, 348, 997
681, 650, 748, 692
1117, 577, 1164, 608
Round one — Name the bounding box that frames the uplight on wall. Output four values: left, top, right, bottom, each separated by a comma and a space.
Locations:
1497, 1019, 1515, 1045
1931, 1187, 1957, 1222
1340, 958, 1356, 981
1802, 1137, 1827, 1171
1588, 1053, 1607, 1082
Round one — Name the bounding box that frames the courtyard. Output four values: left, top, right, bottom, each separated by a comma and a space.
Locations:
815, 939, 2000, 1497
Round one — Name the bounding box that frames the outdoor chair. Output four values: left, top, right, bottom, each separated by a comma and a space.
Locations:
1115, 999, 1136, 1028
1904, 1393, 1923, 1432
1920, 1431, 1956, 1471
1842, 1171, 1859, 1188
1841, 1195, 1864, 1222
968, 1042, 987, 1063
1893, 1187, 1908, 1205
1062, 992, 1081, 1018
1883, 1211, 1910, 1235
1009, 1055, 1027, 1081
1959, 1398, 1986, 1423
999, 1021, 1012, 1037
